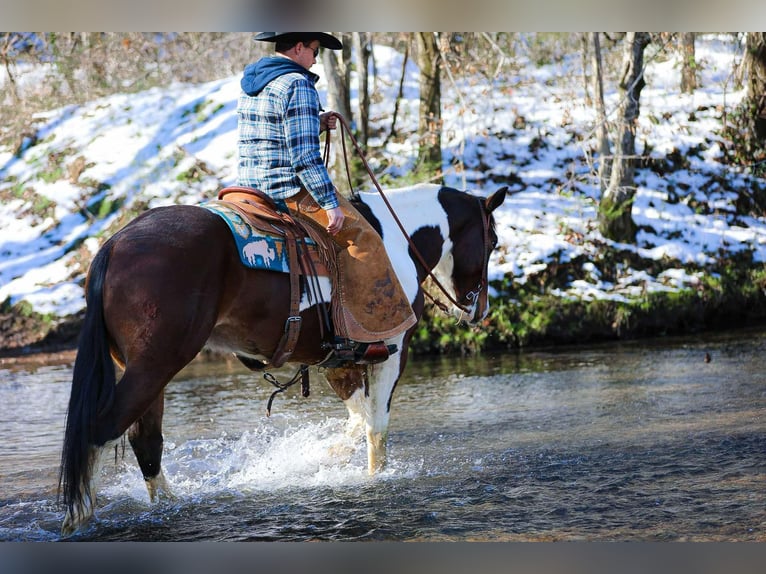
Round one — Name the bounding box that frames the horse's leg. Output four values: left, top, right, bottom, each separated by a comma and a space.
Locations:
325, 336, 407, 474
62, 367, 186, 536
62, 295, 219, 535
361, 356, 403, 473
61, 206, 234, 536
128, 389, 174, 502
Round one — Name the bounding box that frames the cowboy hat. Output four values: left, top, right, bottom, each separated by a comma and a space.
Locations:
254, 32, 343, 50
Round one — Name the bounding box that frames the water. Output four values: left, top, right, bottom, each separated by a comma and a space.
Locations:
0, 329, 764, 541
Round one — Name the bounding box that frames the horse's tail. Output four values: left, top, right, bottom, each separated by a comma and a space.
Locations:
58, 243, 116, 518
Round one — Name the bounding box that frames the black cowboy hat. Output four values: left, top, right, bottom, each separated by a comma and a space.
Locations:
254, 32, 343, 50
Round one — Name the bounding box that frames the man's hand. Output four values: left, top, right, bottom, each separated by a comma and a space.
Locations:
319, 111, 338, 133
325, 206, 344, 235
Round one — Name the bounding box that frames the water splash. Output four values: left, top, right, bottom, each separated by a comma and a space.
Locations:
102, 416, 387, 505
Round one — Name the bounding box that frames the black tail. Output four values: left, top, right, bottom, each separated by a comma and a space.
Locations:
58, 244, 117, 517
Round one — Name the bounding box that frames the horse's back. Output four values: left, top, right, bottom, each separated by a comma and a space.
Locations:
105, 205, 235, 285
110, 204, 223, 245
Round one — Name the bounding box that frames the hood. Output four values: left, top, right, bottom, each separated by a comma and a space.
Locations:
240, 57, 320, 97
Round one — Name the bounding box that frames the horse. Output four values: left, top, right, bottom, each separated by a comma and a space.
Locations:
58, 182, 507, 535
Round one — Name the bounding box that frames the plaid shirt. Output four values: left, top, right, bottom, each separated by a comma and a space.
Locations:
237, 71, 338, 210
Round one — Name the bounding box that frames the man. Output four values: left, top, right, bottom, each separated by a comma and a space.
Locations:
237, 32, 416, 361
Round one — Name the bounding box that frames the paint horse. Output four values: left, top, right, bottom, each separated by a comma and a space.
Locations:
59, 183, 507, 535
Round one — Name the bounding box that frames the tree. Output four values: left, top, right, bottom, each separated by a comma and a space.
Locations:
744, 33, 766, 135
383, 34, 410, 147
0, 33, 25, 105
415, 32, 442, 176
721, 32, 766, 190
680, 33, 698, 93
738, 33, 766, 168
598, 32, 651, 243
352, 32, 371, 149
321, 34, 353, 124
590, 32, 611, 192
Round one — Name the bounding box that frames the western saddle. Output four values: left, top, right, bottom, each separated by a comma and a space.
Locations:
215, 187, 393, 370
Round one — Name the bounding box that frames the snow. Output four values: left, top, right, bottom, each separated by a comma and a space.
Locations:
1, 34, 763, 323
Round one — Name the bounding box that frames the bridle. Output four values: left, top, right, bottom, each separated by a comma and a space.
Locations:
324, 112, 492, 319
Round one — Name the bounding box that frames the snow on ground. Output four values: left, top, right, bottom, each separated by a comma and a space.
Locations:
0, 34, 763, 320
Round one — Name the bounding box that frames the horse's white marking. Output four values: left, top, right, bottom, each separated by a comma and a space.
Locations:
145, 469, 175, 502
243, 239, 276, 266
342, 334, 405, 474
300, 276, 332, 312
358, 184, 453, 305
345, 185, 491, 473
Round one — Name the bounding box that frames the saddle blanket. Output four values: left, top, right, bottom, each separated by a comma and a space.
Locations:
202, 201, 314, 273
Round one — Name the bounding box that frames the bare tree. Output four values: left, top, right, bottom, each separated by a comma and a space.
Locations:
0, 33, 23, 105
415, 32, 442, 177
383, 35, 410, 146
321, 34, 353, 124
591, 32, 612, 192
599, 32, 651, 243
680, 33, 698, 93
743, 34, 766, 146
352, 32, 371, 149
581, 33, 591, 106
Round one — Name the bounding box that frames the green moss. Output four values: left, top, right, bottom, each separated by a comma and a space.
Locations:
86, 194, 123, 219
10, 182, 26, 199
39, 165, 65, 183
410, 262, 766, 356
32, 194, 55, 217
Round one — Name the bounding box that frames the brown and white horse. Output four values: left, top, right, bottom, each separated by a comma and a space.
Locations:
59, 183, 507, 535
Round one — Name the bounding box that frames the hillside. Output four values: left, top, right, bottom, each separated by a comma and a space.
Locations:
1, 34, 765, 355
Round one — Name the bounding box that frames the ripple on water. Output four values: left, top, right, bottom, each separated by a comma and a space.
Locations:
1, 329, 765, 541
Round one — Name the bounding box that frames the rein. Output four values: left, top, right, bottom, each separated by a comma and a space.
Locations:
323, 112, 490, 317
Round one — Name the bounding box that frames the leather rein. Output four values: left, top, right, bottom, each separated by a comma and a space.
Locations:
323, 112, 491, 319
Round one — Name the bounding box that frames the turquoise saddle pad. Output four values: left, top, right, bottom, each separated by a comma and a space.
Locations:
202, 201, 313, 273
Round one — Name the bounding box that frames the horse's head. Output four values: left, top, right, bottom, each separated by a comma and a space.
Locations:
432, 186, 507, 324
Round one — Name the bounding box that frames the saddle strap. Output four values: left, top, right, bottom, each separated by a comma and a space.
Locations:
217, 186, 306, 368
217, 186, 340, 368
269, 226, 302, 368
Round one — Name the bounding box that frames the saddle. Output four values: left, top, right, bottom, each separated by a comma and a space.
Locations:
213, 187, 393, 370
215, 186, 335, 368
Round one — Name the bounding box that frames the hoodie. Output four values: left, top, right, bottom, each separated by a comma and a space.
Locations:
240, 56, 320, 97
237, 56, 337, 210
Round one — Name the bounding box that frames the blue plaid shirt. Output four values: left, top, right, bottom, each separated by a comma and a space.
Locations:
237, 63, 338, 210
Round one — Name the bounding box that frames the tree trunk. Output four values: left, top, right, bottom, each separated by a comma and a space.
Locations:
591, 32, 611, 193
384, 39, 409, 146
599, 32, 650, 243
321, 35, 352, 123
744, 32, 766, 143
415, 32, 442, 176
680, 32, 697, 93
1, 34, 24, 105
352, 32, 370, 149
320, 36, 354, 195
581, 33, 591, 106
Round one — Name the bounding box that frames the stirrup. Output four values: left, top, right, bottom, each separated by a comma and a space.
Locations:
356, 341, 394, 365
324, 338, 398, 366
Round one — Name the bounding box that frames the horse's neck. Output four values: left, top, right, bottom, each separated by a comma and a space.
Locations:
358, 184, 451, 286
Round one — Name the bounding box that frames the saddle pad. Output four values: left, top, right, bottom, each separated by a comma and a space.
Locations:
202, 201, 314, 273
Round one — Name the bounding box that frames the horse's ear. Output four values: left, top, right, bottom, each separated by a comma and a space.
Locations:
485, 186, 508, 213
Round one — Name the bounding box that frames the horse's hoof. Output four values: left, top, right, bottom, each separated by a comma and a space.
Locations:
61, 519, 76, 538
366, 431, 388, 475
146, 472, 176, 503
61, 510, 91, 537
